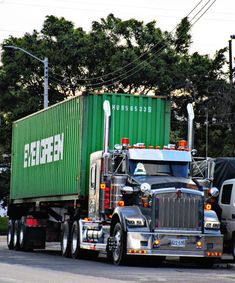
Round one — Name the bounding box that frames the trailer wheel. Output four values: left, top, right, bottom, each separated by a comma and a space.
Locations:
13, 219, 21, 250
7, 219, 15, 250
112, 222, 127, 265
19, 217, 32, 251
61, 221, 72, 258
71, 221, 83, 259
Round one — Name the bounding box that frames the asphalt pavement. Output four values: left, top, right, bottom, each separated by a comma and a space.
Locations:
0, 236, 235, 283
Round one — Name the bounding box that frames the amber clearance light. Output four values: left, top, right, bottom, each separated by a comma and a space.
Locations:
118, 200, 125, 207
205, 203, 212, 210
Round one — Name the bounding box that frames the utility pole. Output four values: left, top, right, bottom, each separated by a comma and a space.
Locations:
205, 110, 209, 160
229, 35, 235, 86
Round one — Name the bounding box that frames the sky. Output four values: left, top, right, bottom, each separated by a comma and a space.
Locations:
0, 0, 235, 59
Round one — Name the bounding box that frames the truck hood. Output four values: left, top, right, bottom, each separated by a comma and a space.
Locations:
132, 175, 197, 190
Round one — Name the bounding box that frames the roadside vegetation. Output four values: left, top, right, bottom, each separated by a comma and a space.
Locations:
0, 216, 8, 235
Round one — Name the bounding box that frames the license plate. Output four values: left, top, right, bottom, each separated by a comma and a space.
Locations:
171, 239, 186, 247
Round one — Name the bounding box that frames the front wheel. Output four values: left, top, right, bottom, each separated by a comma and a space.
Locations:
61, 221, 72, 258
71, 221, 83, 259
111, 222, 127, 265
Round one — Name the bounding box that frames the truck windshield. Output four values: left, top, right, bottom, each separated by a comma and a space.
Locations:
129, 160, 189, 178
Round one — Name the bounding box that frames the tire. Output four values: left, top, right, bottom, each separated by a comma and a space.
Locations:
7, 219, 15, 250
231, 236, 235, 261
19, 217, 32, 251
111, 222, 127, 265
70, 221, 83, 259
13, 219, 21, 250
61, 221, 72, 258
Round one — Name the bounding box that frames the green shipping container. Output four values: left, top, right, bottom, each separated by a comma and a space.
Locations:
11, 93, 171, 201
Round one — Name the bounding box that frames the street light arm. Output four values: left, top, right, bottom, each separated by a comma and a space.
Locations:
4, 44, 49, 108
4, 45, 44, 63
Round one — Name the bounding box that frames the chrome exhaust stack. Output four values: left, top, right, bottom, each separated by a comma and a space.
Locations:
103, 100, 111, 175
187, 103, 194, 153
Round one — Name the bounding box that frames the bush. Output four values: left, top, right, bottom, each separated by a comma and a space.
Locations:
0, 216, 8, 234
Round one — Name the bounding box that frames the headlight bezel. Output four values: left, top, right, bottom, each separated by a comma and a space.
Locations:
126, 217, 145, 227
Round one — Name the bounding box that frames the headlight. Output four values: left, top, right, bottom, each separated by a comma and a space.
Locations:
126, 218, 145, 227
140, 183, 152, 196
204, 221, 220, 230
204, 210, 220, 230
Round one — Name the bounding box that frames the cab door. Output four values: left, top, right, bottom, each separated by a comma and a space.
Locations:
88, 156, 101, 219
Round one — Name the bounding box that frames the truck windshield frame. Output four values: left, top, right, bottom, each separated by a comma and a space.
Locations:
129, 160, 189, 178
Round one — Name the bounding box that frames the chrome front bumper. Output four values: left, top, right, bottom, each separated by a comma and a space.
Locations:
126, 231, 223, 257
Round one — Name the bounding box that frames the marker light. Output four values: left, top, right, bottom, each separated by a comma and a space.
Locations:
100, 183, 106, 189
207, 251, 222, 257
104, 187, 110, 209
197, 241, 203, 248
26, 217, 39, 227
205, 203, 212, 210
118, 200, 125, 207
154, 240, 160, 245
179, 140, 187, 147
121, 137, 130, 146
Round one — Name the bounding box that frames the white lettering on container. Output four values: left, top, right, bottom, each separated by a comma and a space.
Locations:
24, 133, 64, 168
110, 104, 152, 113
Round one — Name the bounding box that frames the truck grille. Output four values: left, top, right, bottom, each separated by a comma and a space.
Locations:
154, 191, 203, 231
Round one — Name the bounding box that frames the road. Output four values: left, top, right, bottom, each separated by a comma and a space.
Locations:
0, 236, 235, 283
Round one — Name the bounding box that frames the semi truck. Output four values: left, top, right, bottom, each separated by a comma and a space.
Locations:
7, 92, 223, 266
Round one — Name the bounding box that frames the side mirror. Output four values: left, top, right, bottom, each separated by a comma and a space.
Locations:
210, 187, 219, 198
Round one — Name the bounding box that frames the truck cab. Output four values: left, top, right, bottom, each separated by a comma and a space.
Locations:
85, 140, 223, 265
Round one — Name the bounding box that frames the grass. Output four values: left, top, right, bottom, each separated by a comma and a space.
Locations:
0, 216, 8, 234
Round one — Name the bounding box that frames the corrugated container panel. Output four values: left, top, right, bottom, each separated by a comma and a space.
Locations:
11, 97, 83, 199
11, 93, 170, 200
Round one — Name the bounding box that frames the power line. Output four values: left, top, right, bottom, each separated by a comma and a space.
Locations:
191, 0, 217, 26
48, 0, 211, 84
49, 0, 217, 89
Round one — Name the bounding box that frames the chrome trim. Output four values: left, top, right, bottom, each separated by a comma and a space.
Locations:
128, 149, 191, 162
153, 189, 203, 231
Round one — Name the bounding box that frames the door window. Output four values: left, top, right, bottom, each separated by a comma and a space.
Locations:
90, 164, 96, 190
221, 184, 233, 205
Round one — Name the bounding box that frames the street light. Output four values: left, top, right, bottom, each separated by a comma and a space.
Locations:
4, 45, 48, 108
229, 35, 235, 86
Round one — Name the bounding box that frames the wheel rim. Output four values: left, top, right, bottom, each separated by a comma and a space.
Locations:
13, 228, 17, 247
7, 229, 12, 245
113, 229, 121, 262
62, 231, 68, 253
72, 228, 78, 254
19, 227, 24, 245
